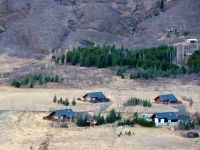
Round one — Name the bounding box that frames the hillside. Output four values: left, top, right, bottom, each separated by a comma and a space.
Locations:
0, 0, 199, 57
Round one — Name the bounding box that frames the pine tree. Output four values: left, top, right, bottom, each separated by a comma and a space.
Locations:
51, 76, 55, 82
72, 98, 76, 106
55, 75, 59, 82
39, 76, 43, 85
60, 97, 63, 104
30, 81, 34, 88
97, 57, 102, 68
65, 98, 69, 106
53, 95, 57, 103
61, 54, 65, 64
10, 79, 16, 86
76, 115, 84, 127
15, 81, 20, 88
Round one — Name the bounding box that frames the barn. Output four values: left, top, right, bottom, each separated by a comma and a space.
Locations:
151, 112, 178, 126
43, 109, 76, 122
187, 132, 199, 138
82, 92, 109, 103
154, 94, 181, 104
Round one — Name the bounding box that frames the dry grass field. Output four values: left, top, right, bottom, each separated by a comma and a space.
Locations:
0, 111, 199, 150
0, 55, 200, 150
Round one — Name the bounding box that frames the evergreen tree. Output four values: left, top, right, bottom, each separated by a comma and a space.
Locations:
55, 75, 59, 82
30, 81, 34, 88
10, 79, 16, 86
53, 95, 57, 103
51, 76, 55, 82
85, 56, 91, 67
65, 98, 69, 106
60, 97, 63, 104
61, 54, 65, 64
39, 76, 43, 85
80, 57, 85, 67
76, 115, 84, 127
97, 57, 102, 68
12, 80, 20, 88
112, 58, 117, 67
72, 98, 76, 106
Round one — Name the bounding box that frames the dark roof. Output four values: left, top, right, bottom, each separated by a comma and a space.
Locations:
83, 92, 106, 99
156, 94, 178, 101
152, 112, 178, 120
54, 109, 76, 117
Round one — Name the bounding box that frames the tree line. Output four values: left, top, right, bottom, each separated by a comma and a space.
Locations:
10, 74, 59, 88
61, 45, 179, 71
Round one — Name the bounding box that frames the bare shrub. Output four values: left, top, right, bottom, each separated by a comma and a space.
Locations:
181, 96, 193, 107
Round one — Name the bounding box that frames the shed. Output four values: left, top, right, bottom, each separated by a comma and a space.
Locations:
187, 132, 199, 138
82, 92, 109, 103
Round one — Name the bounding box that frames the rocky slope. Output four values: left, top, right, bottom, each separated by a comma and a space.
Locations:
0, 0, 199, 57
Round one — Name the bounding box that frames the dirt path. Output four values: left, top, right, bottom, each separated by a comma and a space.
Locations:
14, 112, 26, 134
38, 129, 59, 150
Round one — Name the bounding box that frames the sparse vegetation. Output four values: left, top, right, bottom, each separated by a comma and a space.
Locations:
188, 50, 200, 74
133, 112, 155, 127
183, 31, 189, 36
10, 74, 59, 88
124, 97, 152, 107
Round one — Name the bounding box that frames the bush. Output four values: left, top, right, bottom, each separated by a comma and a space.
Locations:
183, 31, 189, 36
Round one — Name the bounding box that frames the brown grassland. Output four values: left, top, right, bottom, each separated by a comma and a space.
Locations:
0, 55, 200, 150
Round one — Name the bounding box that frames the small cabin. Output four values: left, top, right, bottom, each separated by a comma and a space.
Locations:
43, 109, 76, 122
154, 94, 181, 104
82, 92, 109, 103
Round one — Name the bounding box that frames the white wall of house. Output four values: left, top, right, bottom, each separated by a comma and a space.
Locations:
161, 119, 165, 123
155, 118, 159, 123
168, 120, 171, 123
53, 116, 58, 119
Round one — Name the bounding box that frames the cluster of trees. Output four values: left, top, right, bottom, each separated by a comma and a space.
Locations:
53, 95, 76, 106
105, 109, 122, 123
118, 118, 133, 126
52, 44, 188, 80
179, 120, 195, 130
132, 112, 155, 127
76, 109, 121, 127
10, 74, 59, 88
76, 115, 88, 127
188, 50, 200, 74
130, 65, 186, 80
63, 45, 179, 71
117, 66, 128, 79
124, 97, 152, 107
